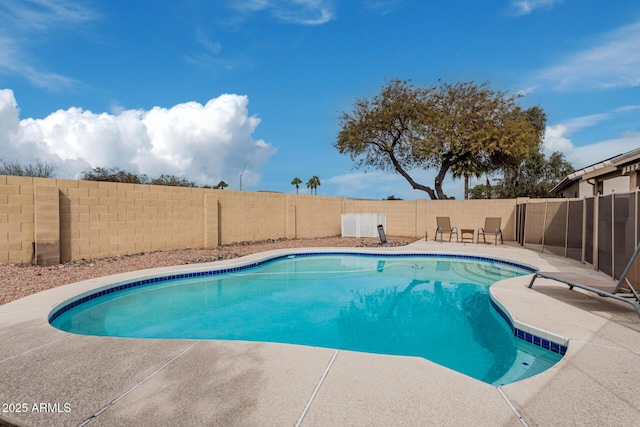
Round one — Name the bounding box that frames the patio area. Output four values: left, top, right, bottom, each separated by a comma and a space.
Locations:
1, 239, 639, 426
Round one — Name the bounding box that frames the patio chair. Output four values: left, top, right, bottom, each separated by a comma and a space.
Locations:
477, 217, 503, 245
528, 243, 640, 318
435, 217, 458, 243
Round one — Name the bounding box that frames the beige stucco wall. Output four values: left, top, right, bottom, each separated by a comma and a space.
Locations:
602, 176, 630, 194
0, 175, 519, 265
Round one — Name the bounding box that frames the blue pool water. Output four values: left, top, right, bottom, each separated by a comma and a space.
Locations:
50, 253, 563, 385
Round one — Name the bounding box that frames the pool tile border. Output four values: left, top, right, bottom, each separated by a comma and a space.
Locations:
491, 299, 568, 356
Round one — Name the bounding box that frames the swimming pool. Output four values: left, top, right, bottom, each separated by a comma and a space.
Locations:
49, 252, 564, 385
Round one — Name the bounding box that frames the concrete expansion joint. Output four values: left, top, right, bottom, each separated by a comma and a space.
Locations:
77, 340, 201, 427
571, 338, 640, 355
296, 349, 339, 427
497, 387, 528, 427
0, 334, 73, 363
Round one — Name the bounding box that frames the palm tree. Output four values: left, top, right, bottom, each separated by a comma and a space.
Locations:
213, 181, 228, 190
306, 176, 321, 195
451, 159, 484, 200
291, 177, 302, 194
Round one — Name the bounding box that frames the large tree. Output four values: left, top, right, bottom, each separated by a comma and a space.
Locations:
335, 79, 545, 199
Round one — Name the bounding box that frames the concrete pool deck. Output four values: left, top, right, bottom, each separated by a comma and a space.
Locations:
1, 240, 639, 426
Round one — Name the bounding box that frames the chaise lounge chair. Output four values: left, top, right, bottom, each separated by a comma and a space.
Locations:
435, 217, 458, 243
477, 217, 503, 245
528, 243, 640, 318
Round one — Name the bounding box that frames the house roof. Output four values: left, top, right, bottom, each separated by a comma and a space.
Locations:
612, 146, 640, 175
550, 147, 640, 194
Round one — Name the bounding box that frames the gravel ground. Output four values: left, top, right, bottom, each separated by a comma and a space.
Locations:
0, 236, 417, 306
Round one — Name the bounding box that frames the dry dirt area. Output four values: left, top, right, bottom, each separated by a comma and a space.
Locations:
0, 236, 417, 306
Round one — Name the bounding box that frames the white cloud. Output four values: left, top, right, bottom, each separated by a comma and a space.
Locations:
361, 1, 406, 15
542, 124, 575, 155
509, 0, 561, 16
0, 0, 97, 89
196, 30, 222, 55
542, 112, 613, 157
543, 113, 640, 169
0, 89, 276, 188
229, 0, 334, 25
0, 89, 21, 147
17, 66, 79, 91
186, 30, 249, 72
0, 0, 97, 32
531, 21, 640, 91
0, 34, 78, 90
614, 105, 640, 113
541, 102, 640, 166
230, 0, 270, 13
571, 133, 640, 167
557, 114, 610, 133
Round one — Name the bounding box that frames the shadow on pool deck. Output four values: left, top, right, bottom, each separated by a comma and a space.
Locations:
1, 240, 639, 426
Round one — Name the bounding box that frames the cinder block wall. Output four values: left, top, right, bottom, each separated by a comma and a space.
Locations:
0, 175, 519, 265
0, 176, 38, 263
292, 195, 343, 239
214, 191, 287, 244
57, 180, 206, 261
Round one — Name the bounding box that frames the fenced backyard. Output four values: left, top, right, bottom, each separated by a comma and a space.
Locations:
0, 174, 516, 265
2, 174, 639, 287
516, 189, 640, 283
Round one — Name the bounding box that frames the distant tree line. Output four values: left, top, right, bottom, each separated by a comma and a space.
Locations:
79, 167, 199, 187
0, 159, 55, 178
80, 167, 229, 189
0, 160, 229, 189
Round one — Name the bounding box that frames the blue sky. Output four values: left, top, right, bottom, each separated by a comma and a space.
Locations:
1, 0, 639, 199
